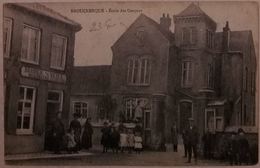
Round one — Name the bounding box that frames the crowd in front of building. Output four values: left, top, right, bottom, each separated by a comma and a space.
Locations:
3, 2, 258, 166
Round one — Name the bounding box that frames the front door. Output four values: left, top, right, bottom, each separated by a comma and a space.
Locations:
44, 91, 63, 150
179, 101, 192, 132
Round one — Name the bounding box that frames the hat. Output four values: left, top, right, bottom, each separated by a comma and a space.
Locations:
188, 117, 194, 121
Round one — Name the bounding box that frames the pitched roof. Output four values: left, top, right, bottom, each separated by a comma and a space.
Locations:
175, 3, 216, 25
71, 66, 111, 95
176, 3, 206, 17
215, 30, 251, 52
8, 3, 82, 31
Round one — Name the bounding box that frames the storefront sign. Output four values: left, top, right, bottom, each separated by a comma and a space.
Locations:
21, 66, 66, 83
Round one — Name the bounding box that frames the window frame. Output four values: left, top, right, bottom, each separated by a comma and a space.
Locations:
72, 101, 88, 118
3, 17, 13, 58
181, 61, 193, 88
20, 24, 41, 65
127, 56, 151, 86
47, 90, 64, 111
50, 34, 68, 70
16, 85, 36, 135
205, 108, 224, 132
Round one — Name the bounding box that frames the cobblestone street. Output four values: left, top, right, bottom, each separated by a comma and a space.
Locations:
6, 145, 229, 166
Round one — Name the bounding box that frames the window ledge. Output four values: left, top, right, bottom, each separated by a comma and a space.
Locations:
50, 66, 65, 71
20, 59, 39, 65
127, 84, 150, 87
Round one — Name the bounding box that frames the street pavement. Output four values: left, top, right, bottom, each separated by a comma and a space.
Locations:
5, 144, 229, 166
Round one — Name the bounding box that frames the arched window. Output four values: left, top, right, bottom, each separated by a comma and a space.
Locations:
127, 56, 151, 85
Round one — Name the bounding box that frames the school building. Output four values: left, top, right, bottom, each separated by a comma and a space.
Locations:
71, 3, 258, 150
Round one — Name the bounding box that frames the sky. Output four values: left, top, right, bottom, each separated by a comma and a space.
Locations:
43, 1, 259, 66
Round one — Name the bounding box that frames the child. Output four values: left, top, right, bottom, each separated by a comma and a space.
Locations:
119, 128, 127, 153
127, 129, 135, 154
134, 132, 143, 154
65, 128, 77, 154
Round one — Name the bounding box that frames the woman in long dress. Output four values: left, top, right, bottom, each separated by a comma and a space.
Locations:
82, 118, 93, 150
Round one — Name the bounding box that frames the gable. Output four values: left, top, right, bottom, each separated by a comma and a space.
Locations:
112, 14, 171, 51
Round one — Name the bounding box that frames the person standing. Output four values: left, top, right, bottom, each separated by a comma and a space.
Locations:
182, 129, 188, 157
52, 111, 65, 154
186, 118, 199, 163
110, 127, 120, 153
65, 128, 77, 154
202, 129, 212, 159
237, 128, 250, 165
101, 121, 111, 153
70, 113, 82, 152
171, 122, 178, 152
81, 118, 93, 150
227, 131, 238, 165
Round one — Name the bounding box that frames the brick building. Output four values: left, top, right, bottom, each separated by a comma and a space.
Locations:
70, 3, 257, 149
110, 3, 257, 149
4, 3, 81, 154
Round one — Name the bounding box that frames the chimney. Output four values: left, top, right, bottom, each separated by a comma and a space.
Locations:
222, 21, 230, 52
160, 13, 171, 31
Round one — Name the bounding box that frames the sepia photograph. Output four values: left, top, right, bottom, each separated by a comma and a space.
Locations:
2, 0, 259, 166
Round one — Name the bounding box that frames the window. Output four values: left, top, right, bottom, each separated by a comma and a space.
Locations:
144, 110, 151, 130
182, 27, 197, 45
251, 72, 255, 95
21, 25, 41, 64
205, 63, 214, 88
127, 57, 151, 85
245, 67, 248, 92
125, 98, 150, 122
73, 102, 88, 118
50, 34, 67, 70
3, 17, 12, 58
47, 90, 63, 111
205, 108, 223, 132
16, 86, 36, 134
206, 29, 214, 49
181, 61, 193, 87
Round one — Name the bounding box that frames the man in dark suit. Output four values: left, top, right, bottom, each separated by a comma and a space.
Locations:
186, 118, 199, 163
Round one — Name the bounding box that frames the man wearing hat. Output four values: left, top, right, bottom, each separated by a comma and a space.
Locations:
186, 117, 199, 163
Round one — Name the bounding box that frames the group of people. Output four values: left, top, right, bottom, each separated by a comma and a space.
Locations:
101, 121, 143, 154
51, 111, 93, 154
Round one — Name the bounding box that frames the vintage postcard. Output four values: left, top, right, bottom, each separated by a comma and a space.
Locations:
1, 0, 259, 167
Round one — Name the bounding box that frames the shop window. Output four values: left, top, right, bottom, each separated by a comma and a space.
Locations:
3, 17, 12, 58
50, 34, 67, 70
205, 108, 223, 132
21, 25, 41, 64
73, 101, 88, 118
127, 57, 151, 85
181, 61, 193, 87
16, 86, 36, 134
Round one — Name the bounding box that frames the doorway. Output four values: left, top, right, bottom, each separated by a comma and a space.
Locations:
179, 101, 192, 132
44, 90, 63, 150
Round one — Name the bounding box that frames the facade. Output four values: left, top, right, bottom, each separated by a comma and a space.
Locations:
110, 3, 257, 149
4, 3, 81, 154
